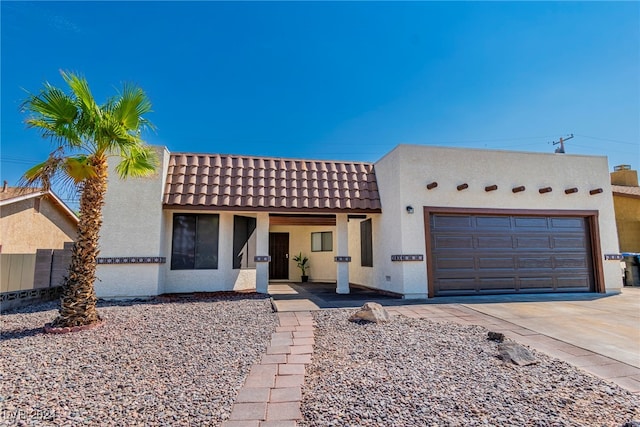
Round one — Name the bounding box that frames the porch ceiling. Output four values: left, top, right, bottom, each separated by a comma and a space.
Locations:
163, 153, 382, 212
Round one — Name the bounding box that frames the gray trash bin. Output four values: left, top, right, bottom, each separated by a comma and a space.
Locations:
622, 253, 640, 287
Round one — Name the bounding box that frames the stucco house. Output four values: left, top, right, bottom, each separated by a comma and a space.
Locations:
610, 165, 640, 253
0, 185, 78, 254
96, 144, 622, 299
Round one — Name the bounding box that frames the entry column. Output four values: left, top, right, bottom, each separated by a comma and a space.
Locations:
335, 213, 350, 294
255, 212, 270, 294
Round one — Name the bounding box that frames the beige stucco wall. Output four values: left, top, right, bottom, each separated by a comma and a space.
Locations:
613, 195, 640, 253
270, 224, 337, 283
369, 145, 622, 297
96, 146, 170, 298
0, 196, 77, 254
161, 210, 259, 294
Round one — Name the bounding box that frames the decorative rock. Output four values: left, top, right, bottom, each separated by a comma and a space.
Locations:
487, 332, 505, 342
497, 342, 538, 366
348, 302, 390, 323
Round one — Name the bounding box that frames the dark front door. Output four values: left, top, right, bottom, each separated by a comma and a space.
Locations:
269, 233, 289, 280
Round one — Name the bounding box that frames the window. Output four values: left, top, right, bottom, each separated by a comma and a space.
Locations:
233, 215, 257, 269
311, 231, 333, 252
360, 219, 373, 267
171, 214, 219, 270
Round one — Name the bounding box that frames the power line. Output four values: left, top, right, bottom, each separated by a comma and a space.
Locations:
574, 134, 639, 146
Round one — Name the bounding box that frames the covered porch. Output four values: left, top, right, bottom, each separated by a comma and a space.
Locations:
252, 212, 376, 296
268, 281, 405, 311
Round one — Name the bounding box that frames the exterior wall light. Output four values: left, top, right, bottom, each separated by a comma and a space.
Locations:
406, 205, 414, 214
426, 182, 438, 190
512, 186, 526, 193
564, 187, 579, 194
457, 183, 469, 191
485, 185, 498, 192
539, 187, 552, 194
589, 188, 603, 195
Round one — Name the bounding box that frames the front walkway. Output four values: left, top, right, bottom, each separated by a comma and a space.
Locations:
223, 311, 314, 427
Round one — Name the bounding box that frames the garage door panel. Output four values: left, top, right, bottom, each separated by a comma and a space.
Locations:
556, 276, 591, 289
554, 256, 588, 269
518, 256, 554, 269
477, 236, 513, 249
478, 257, 515, 269
514, 217, 549, 229
519, 277, 554, 289
515, 236, 551, 249
433, 215, 473, 229
553, 237, 586, 249
433, 236, 474, 249
476, 216, 511, 228
478, 278, 516, 290
435, 257, 475, 270
437, 278, 477, 292
550, 217, 585, 229
429, 213, 594, 296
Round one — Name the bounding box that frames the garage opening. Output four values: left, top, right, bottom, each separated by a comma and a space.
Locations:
425, 208, 603, 297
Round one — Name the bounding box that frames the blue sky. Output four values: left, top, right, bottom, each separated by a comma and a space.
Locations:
1, 1, 639, 203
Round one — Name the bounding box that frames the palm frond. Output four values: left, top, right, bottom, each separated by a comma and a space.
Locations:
21, 85, 82, 147
64, 155, 98, 183
111, 83, 154, 131
60, 71, 100, 118
21, 155, 66, 192
115, 145, 158, 178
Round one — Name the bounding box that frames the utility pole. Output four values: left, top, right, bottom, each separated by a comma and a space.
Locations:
552, 134, 574, 153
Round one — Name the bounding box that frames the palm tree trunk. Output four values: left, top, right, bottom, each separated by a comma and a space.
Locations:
52, 156, 107, 327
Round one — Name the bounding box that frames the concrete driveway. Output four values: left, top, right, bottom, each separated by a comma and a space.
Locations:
463, 288, 640, 368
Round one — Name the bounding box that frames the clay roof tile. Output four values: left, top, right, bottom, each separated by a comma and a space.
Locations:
163, 152, 381, 211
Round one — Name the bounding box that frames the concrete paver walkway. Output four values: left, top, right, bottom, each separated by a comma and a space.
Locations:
223, 311, 314, 427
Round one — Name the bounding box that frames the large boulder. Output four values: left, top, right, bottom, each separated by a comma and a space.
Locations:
497, 342, 538, 366
349, 302, 390, 323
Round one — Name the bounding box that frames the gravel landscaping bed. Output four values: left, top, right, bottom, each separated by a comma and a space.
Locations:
1, 294, 277, 426
300, 309, 640, 427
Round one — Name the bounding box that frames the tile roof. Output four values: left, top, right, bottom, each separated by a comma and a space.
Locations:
163, 153, 382, 212
612, 185, 640, 199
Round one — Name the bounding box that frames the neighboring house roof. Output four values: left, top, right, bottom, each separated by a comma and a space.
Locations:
163, 153, 382, 212
612, 185, 640, 199
0, 187, 79, 223
0, 187, 41, 202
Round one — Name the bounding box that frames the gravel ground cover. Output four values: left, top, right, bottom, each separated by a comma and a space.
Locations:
301, 309, 640, 427
1, 294, 277, 426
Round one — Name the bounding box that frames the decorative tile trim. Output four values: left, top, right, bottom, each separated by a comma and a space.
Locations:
254, 256, 271, 262
334, 256, 352, 262
391, 254, 424, 262
97, 257, 166, 265
604, 254, 623, 261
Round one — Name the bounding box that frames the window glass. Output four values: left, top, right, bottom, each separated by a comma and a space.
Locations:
195, 215, 219, 269
233, 215, 257, 269
311, 231, 332, 252
360, 219, 373, 267
171, 214, 219, 270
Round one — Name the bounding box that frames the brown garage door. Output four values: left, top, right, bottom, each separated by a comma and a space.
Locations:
428, 213, 594, 296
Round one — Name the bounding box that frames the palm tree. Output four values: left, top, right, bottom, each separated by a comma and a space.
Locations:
21, 71, 157, 328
